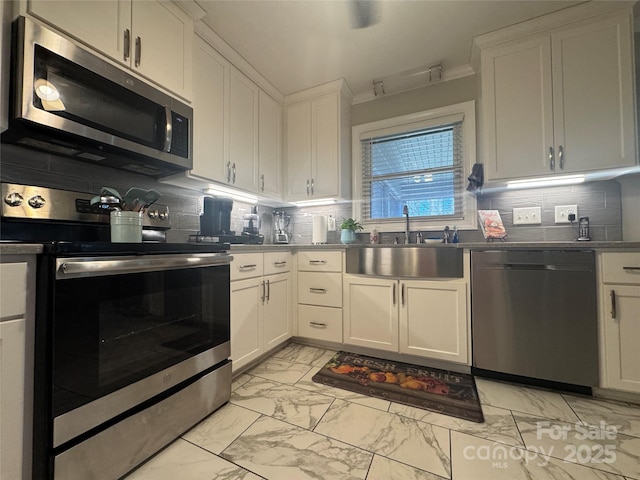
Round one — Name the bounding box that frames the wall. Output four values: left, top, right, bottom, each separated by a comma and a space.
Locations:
351, 75, 477, 126
0, 144, 275, 243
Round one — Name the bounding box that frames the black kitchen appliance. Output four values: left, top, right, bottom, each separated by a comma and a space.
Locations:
2, 16, 193, 177
197, 196, 264, 244
1, 183, 232, 480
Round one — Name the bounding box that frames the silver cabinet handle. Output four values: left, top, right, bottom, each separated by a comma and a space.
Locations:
226, 162, 231, 182
309, 321, 327, 328
306, 179, 310, 196
239, 264, 257, 271
163, 105, 172, 153
273, 261, 287, 267
123, 29, 130, 61
261, 174, 265, 192
558, 145, 564, 170
549, 146, 555, 171
392, 282, 396, 305
266, 279, 270, 301
610, 290, 616, 319
401, 283, 405, 306
309, 287, 327, 294
261, 280, 266, 303
134, 36, 141, 67
311, 178, 314, 196
309, 260, 327, 265
232, 163, 237, 184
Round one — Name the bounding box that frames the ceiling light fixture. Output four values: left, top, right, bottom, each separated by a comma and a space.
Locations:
372, 80, 385, 96
506, 174, 585, 189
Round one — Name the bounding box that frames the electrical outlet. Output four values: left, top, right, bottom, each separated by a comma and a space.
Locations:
555, 205, 578, 224
513, 207, 541, 225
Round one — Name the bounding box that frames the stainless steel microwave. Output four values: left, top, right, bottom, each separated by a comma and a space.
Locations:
2, 16, 193, 177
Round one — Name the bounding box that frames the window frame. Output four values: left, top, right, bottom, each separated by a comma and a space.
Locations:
352, 100, 477, 232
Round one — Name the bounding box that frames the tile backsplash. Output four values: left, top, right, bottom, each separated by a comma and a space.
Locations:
0, 144, 624, 244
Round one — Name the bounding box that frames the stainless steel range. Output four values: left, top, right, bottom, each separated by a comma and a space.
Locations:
1, 183, 232, 480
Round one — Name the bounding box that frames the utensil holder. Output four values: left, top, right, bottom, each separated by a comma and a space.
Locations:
110, 210, 143, 243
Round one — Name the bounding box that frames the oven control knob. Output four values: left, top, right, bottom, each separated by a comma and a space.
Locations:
28, 195, 46, 209
159, 212, 167, 220
148, 210, 158, 219
4, 192, 24, 207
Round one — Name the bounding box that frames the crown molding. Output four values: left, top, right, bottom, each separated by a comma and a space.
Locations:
470, 1, 635, 72
283, 78, 354, 106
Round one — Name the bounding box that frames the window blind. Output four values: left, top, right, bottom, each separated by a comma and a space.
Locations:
361, 120, 465, 222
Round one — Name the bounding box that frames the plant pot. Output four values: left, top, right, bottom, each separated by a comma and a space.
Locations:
340, 228, 357, 244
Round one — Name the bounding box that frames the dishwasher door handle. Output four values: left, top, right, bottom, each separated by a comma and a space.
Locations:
478, 264, 591, 272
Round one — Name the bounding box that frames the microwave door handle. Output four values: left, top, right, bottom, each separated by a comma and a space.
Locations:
163, 105, 172, 153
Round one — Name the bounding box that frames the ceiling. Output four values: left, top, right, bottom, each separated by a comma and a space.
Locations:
196, 0, 585, 102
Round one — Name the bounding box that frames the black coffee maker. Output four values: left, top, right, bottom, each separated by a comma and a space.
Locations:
200, 196, 233, 236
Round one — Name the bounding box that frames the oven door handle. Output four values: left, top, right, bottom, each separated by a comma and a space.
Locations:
56, 253, 232, 279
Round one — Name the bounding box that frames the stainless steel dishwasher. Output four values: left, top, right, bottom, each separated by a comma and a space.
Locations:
471, 250, 598, 389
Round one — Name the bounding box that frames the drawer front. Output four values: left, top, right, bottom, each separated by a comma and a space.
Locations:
298, 272, 342, 307
264, 251, 292, 275
0, 262, 27, 319
601, 253, 640, 285
297, 250, 343, 272
231, 253, 264, 281
297, 305, 342, 343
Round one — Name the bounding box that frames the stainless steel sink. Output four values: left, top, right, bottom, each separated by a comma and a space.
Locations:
345, 246, 463, 278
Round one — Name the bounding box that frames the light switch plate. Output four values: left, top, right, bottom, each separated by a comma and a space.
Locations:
513, 207, 542, 225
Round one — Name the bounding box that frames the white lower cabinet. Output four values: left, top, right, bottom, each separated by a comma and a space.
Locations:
230, 252, 292, 372
296, 250, 344, 343
343, 275, 469, 364
0, 256, 35, 480
599, 252, 640, 393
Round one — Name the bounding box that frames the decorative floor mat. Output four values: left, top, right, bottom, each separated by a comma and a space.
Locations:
313, 351, 484, 423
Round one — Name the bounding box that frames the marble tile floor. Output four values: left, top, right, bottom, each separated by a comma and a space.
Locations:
123, 343, 640, 480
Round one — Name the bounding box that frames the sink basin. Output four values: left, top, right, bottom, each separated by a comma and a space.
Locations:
346, 246, 463, 278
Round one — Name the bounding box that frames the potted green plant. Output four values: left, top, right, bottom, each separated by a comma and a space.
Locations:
340, 217, 363, 244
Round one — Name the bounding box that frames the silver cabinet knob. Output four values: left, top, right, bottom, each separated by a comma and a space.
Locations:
28, 195, 46, 208
4, 192, 24, 207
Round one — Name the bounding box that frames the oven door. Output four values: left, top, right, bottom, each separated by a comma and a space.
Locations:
48, 252, 230, 448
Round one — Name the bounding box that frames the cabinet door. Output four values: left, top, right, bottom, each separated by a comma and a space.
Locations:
191, 36, 228, 183
399, 280, 468, 364
601, 285, 640, 393
551, 13, 636, 173
230, 278, 263, 372
343, 276, 398, 352
263, 273, 291, 351
311, 94, 339, 197
258, 91, 282, 198
28, 0, 131, 65
229, 67, 259, 191
0, 317, 26, 480
286, 102, 312, 200
131, 0, 192, 98
481, 36, 554, 181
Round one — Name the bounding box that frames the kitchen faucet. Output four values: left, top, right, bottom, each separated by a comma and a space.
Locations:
402, 205, 410, 244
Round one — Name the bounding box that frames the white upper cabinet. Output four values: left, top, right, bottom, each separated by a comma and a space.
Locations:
480, 8, 636, 181
285, 79, 352, 202
190, 35, 227, 183
26, 0, 194, 99
258, 91, 283, 198
228, 66, 259, 192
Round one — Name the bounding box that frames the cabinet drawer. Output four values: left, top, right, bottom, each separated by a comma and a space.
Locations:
297, 250, 342, 272
601, 253, 640, 285
231, 253, 264, 281
298, 272, 342, 307
264, 251, 292, 275
0, 262, 27, 319
297, 305, 342, 343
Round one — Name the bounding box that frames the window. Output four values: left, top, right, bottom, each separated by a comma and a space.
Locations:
352, 101, 477, 232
